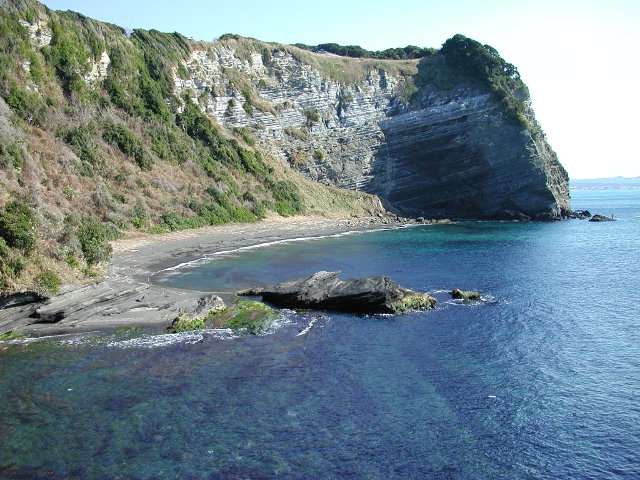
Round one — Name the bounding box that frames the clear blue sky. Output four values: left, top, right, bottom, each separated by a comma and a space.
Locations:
41, 0, 640, 179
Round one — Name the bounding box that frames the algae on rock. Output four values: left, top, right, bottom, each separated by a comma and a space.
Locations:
207, 299, 279, 335
166, 299, 279, 335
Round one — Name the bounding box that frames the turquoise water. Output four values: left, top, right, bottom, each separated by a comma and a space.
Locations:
1, 190, 639, 479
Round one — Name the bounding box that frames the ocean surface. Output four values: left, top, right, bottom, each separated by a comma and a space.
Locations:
1, 189, 639, 479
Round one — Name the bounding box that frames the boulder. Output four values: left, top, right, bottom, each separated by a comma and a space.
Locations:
589, 214, 615, 222
178, 294, 225, 317
238, 271, 436, 314
450, 288, 481, 302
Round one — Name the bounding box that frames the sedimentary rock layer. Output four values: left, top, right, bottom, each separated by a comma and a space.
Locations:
174, 43, 570, 218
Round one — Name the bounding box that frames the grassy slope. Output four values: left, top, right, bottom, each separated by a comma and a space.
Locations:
0, 0, 383, 294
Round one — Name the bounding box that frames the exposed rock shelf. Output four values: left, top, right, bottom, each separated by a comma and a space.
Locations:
239, 271, 437, 314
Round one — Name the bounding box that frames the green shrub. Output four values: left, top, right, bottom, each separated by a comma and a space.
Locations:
42, 16, 90, 97
35, 269, 61, 294
4, 83, 45, 126
293, 42, 435, 60
284, 127, 309, 140
234, 127, 256, 146
0, 143, 26, 170
304, 109, 320, 125
440, 34, 529, 125
271, 180, 304, 217
0, 238, 24, 287
76, 216, 114, 265
103, 123, 153, 170
0, 201, 36, 253
65, 251, 79, 268
63, 126, 104, 172
63, 187, 76, 200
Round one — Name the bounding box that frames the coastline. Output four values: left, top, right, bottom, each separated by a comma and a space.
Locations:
1, 215, 409, 338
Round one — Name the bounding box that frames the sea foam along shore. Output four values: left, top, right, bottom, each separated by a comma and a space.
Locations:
0, 215, 412, 338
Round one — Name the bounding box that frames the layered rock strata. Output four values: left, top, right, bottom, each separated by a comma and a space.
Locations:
174, 44, 570, 219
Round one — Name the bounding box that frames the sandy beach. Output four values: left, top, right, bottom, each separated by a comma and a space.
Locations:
1, 215, 406, 337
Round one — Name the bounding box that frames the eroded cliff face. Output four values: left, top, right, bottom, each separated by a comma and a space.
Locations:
174, 41, 570, 219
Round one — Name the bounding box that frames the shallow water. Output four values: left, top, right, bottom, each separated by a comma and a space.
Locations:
1, 190, 639, 479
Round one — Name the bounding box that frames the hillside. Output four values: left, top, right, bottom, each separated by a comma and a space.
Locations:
0, 0, 383, 294
0, 0, 569, 294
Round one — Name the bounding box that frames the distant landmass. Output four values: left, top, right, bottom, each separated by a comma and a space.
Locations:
571, 177, 640, 190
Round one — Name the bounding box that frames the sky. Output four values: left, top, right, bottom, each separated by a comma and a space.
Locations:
41, 0, 640, 179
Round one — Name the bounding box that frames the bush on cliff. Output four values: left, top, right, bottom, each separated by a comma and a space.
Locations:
0, 201, 37, 253
440, 34, 529, 125
34, 269, 61, 295
0, 238, 24, 291
103, 123, 153, 170
293, 42, 436, 60
75, 216, 115, 266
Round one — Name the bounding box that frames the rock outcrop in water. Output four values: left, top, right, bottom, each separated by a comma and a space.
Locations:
239, 271, 436, 314
589, 214, 615, 222
450, 289, 481, 302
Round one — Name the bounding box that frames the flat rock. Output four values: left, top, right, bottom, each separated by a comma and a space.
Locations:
33, 283, 146, 323
239, 271, 436, 314
589, 214, 615, 222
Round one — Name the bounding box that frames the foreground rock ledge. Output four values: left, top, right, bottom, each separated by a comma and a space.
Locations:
239, 271, 436, 314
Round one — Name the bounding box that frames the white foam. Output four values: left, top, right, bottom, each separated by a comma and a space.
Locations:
259, 312, 295, 336
107, 331, 207, 349
4, 331, 100, 345
297, 316, 319, 336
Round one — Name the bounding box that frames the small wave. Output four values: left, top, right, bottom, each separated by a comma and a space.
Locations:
297, 316, 320, 336
442, 300, 475, 307
108, 311, 297, 347
442, 293, 498, 307
4, 331, 100, 346
107, 331, 207, 349
259, 312, 295, 336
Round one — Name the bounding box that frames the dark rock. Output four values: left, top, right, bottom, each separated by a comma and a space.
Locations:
0, 291, 47, 310
589, 214, 615, 222
500, 210, 531, 221
238, 271, 436, 314
534, 212, 560, 221
450, 289, 481, 302
574, 210, 591, 219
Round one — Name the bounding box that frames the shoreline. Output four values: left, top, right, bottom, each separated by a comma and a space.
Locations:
1, 215, 411, 338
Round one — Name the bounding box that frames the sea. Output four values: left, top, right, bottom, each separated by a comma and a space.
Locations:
1, 189, 639, 479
